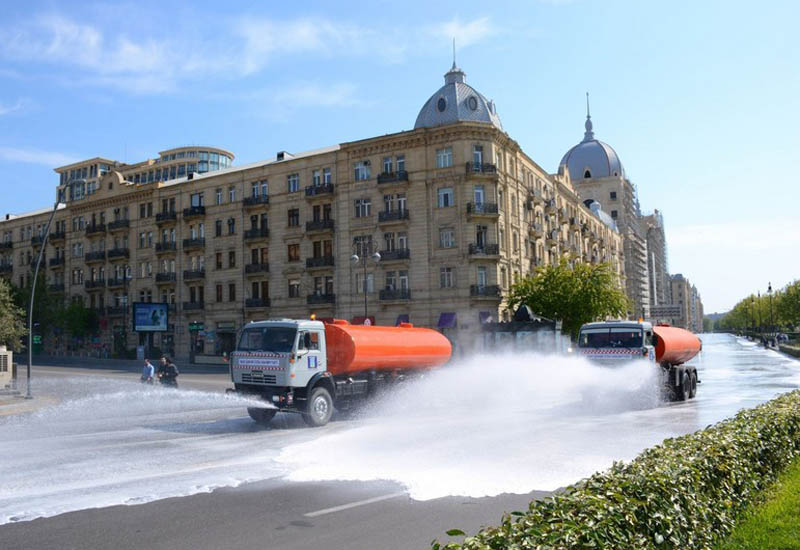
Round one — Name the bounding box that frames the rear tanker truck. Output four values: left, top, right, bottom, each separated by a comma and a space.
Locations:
577, 321, 702, 401
229, 318, 452, 426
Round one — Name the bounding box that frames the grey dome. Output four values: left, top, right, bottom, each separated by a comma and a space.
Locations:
559, 111, 624, 181
414, 64, 503, 131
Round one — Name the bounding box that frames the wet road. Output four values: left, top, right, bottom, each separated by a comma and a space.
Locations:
0, 334, 797, 549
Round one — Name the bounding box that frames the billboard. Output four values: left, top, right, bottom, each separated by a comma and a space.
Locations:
133, 302, 169, 332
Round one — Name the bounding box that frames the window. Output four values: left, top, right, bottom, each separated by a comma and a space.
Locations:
216, 252, 223, 270
229, 283, 236, 302
355, 272, 374, 294
473, 145, 483, 167
584, 170, 592, 179
227, 218, 235, 235
228, 250, 236, 268
440, 267, 454, 288
353, 161, 371, 181
513, 232, 519, 253
437, 187, 453, 208
323, 168, 332, 184
215, 220, 222, 237
216, 188, 223, 205
288, 279, 301, 298
287, 243, 300, 262
287, 174, 299, 193
435, 147, 453, 168
500, 267, 507, 288
312, 170, 321, 186
216, 284, 223, 302
439, 228, 455, 248
353, 235, 372, 257
383, 156, 392, 174
229, 186, 236, 202
611, 210, 618, 219
190, 192, 204, 207
474, 185, 485, 205
396, 154, 405, 173
354, 198, 371, 218
610, 191, 617, 200
288, 208, 300, 227
477, 266, 487, 288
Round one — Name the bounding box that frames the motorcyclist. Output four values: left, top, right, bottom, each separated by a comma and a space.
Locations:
157, 355, 180, 388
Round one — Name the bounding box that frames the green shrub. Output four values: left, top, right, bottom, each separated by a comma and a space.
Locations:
435, 391, 800, 550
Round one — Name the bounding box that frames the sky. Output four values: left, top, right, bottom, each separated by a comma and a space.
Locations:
0, 0, 798, 313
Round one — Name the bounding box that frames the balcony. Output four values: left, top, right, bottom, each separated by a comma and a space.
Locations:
245, 263, 270, 274
529, 223, 544, 238
530, 189, 544, 205
107, 247, 130, 260
155, 241, 177, 253
377, 171, 409, 184
183, 206, 206, 219
305, 219, 334, 232
155, 272, 177, 284
48, 283, 65, 293
245, 297, 271, 308
0, 241, 13, 249
544, 199, 557, 213
85, 279, 106, 290
378, 209, 410, 223
243, 195, 270, 208
243, 228, 270, 241
306, 256, 335, 268
183, 238, 205, 250
108, 219, 130, 232
183, 270, 205, 281
183, 301, 205, 311
466, 202, 499, 217
465, 162, 497, 174
307, 293, 336, 305
49, 256, 65, 267
105, 277, 124, 289
379, 248, 410, 262
106, 306, 127, 317
85, 251, 106, 263
31, 235, 45, 246
546, 230, 560, 245
155, 211, 177, 224
304, 183, 334, 198
470, 285, 501, 299
0, 264, 12, 274
468, 243, 500, 257
85, 224, 106, 236
379, 288, 411, 301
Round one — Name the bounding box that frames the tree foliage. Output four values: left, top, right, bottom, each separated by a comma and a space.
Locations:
12, 276, 64, 336
61, 302, 99, 339
718, 280, 800, 332
0, 277, 26, 350
506, 259, 629, 339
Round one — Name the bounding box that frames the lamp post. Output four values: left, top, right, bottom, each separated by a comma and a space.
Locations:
26, 200, 63, 399
750, 296, 755, 337
350, 249, 381, 322
757, 291, 762, 335
768, 282, 774, 338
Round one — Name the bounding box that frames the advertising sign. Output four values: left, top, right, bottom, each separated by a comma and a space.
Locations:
133, 302, 169, 332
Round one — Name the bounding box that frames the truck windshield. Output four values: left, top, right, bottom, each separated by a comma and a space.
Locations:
578, 328, 643, 349
238, 327, 297, 354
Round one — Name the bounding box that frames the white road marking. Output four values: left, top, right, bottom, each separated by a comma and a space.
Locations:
304, 491, 406, 517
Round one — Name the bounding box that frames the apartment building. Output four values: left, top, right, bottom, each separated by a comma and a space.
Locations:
0, 63, 624, 360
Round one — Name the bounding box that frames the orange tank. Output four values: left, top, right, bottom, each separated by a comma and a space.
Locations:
323, 320, 452, 376
653, 326, 702, 365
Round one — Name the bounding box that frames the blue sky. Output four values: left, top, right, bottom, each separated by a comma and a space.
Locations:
1, 0, 798, 312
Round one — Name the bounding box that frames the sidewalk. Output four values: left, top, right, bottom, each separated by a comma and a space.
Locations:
0, 390, 58, 417
32, 355, 229, 374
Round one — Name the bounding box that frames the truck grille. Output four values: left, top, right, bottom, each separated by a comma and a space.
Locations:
241, 371, 277, 385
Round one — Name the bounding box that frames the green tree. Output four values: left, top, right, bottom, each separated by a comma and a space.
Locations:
0, 278, 26, 350
703, 317, 714, 332
506, 259, 629, 339
61, 302, 99, 339
12, 276, 65, 338
776, 280, 800, 329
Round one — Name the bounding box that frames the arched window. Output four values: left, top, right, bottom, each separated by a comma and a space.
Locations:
583, 169, 592, 179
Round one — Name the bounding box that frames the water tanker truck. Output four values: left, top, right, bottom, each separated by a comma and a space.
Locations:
577, 321, 702, 401
229, 319, 452, 426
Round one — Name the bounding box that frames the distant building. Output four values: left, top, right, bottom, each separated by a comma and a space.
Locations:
641, 210, 669, 308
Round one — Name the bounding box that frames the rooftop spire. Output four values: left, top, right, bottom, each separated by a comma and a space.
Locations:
452, 37, 456, 70
444, 38, 465, 84
583, 91, 595, 142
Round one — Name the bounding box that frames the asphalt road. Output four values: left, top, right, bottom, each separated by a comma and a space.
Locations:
1, 362, 551, 550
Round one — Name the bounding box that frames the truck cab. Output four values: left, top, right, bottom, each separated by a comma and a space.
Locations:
231, 319, 334, 426
577, 321, 656, 364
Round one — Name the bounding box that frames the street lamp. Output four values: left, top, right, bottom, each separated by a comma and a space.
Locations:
350, 250, 381, 321
26, 200, 64, 399
768, 282, 774, 338
757, 291, 762, 335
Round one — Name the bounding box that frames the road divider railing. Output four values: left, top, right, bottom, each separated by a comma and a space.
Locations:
434, 390, 800, 550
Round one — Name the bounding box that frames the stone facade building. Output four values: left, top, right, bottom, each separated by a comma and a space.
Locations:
641, 210, 669, 308
0, 63, 624, 360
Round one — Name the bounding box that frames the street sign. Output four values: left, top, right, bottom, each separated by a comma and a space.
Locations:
32, 335, 42, 344
188, 322, 204, 332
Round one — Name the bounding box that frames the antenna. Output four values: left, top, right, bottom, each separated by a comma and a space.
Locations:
452, 37, 456, 69
586, 91, 590, 119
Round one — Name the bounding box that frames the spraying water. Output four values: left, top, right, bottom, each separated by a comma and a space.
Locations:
0, 334, 797, 523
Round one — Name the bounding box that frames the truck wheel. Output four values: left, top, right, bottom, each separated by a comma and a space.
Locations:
248, 407, 277, 425
304, 386, 334, 427
676, 372, 691, 401
689, 372, 697, 399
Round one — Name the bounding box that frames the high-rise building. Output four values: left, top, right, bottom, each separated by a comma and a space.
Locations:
641, 210, 669, 307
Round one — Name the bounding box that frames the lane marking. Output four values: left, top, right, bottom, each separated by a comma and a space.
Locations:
304, 491, 406, 517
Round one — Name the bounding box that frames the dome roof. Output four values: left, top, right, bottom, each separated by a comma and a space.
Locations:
414, 63, 503, 131
559, 102, 624, 181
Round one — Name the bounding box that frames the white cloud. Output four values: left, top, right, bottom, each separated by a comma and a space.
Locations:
428, 17, 496, 49
0, 98, 29, 115
0, 146, 78, 167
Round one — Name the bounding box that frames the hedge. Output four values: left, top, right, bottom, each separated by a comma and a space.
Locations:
434, 390, 800, 550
